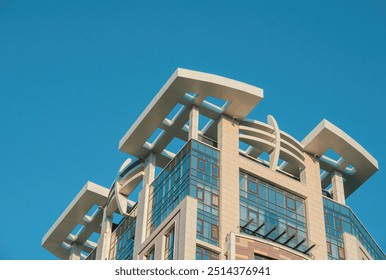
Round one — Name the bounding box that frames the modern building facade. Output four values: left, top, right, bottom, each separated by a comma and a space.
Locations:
42, 68, 385, 260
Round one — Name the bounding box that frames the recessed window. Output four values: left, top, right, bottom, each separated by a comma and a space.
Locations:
196, 246, 219, 260
196, 186, 204, 201
211, 224, 219, 240
326, 241, 332, 255
164, 228, 175, 260
212, 194, 219, 207
254, 253, 275, 260
338, 246, 345, 259
145, 247, 155, 260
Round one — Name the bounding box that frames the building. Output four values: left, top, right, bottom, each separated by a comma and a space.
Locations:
42, 68, 385, 260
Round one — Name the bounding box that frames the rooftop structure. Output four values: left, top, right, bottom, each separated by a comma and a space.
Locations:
42, 68, 385, 260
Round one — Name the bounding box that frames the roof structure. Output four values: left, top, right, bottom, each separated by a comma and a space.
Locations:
42, 182, 109, 259
302, 119, 378, 197
119, 68, 264, 167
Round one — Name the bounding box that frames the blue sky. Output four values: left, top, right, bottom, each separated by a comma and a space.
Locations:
0, 0, 385, 260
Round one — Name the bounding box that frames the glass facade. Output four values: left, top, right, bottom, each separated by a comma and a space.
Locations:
323, 197, 385, 260
239, 172, 310, 253
147, 143, 191, 236
190, 140, 219, 246
147, 140, 220, 246
109, 216, 136, 260
196, 246, 219, 260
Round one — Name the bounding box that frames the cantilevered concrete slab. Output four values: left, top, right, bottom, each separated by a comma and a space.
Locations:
119, 68, 263, 164
302, 119, 378, 197
42, 181, 109, 259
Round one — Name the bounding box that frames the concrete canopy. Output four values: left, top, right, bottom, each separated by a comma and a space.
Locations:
302, 119, 378, 198
119, 68, 263, 166
41, 181, 109, 259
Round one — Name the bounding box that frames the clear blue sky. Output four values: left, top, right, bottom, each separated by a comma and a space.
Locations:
1, 0, 385, 260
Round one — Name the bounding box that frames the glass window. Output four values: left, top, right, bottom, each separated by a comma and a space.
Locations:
258, 183, 267, 199
276, 192, 285, 206
198, 159, 205, 170
240, 206, 247, 221
296, 200, 304, 215
204, 190, 211, 205
286, 197, 295, 210
331, 244, 338, 259
211, 224, 219, 240
239, 172, 308, 254
145, 247, 155, 260
335, 217, 342, 230
254, 253, 275, 260
197, 219, 203, 234
248, 209, 258, 221
338, 246, 345, 259
196, 187, 204, 201
212, 165, 219, 177
212, 194, 219, 207
196, 246, 219, 260
268, 189, 276, 203
327, 241, 332, 255
240, 176, 247, 192
164, 228, 175, 260
248, 181, 258, 193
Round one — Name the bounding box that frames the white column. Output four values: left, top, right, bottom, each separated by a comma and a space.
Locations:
189, 106, 199, 140
267, 115, 280, 171
133, 152, 156, 259
95, 209, 112, 260
227, 232, 236, 260
218, 115, 240, 259
69, 243, 81, 260
332, 170, 346, 205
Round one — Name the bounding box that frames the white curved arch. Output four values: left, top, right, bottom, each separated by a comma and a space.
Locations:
268, 115, 280, 170
239, 134, 275, 154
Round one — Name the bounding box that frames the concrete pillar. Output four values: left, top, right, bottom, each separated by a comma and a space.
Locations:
227, 232, 236, 260
332, 171, 345, 205
69, 243, 81, 260
343, 232, 360, 260
303, 154, 328, 260
95, 209, 112, 260
133, 152, 156, 259
177, 196, 198, 260
189, 106, 199, 140
217, 115, 240, 259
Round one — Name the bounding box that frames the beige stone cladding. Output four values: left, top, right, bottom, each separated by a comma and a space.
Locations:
343, 232, 372, 260
136, 196, 198, 260
301, 153, 328, 260
235, 234, 308, 260
237, 150, 327, 259
218, 115, 240, 259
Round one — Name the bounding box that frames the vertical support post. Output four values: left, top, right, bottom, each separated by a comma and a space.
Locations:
217, 115, 239, 259
332, 171, 346, 205
227, 232, 236, 260
69, 243, 81, 260
133, 152, 156, 259
95, 209, 112, 260
303, 154, 328, 259
189, 106, 199, 140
